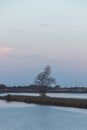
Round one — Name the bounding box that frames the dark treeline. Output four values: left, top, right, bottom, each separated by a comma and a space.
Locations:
0, 84, 87, 93
0, 84, 60, 93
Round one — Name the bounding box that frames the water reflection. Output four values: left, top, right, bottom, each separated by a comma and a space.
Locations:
0, 100, 29, 107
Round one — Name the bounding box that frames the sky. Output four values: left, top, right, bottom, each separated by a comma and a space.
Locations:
0, 0, 87, 87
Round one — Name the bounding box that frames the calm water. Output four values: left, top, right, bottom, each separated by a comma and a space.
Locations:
1, 93, 87, 99
0, 100, 87, 130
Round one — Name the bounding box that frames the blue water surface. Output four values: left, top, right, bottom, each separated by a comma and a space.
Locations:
0, 100, 87, 130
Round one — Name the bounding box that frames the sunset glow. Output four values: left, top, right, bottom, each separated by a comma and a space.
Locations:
0, 47, 12, 58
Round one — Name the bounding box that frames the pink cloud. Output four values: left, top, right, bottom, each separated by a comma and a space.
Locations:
0, 47, 12, 58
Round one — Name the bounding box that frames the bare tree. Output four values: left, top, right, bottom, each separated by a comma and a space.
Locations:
34, 65, 56, 96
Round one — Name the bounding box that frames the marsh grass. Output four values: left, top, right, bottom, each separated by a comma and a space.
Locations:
0, 94, 87, 109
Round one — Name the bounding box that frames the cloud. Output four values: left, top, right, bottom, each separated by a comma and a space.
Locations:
41, 24, 50, 27
6, 54, 45, 60
6, 53, 60, 63
0, 47, 12, 58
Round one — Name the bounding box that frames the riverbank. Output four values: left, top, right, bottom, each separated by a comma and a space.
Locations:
0, 95, 87, 109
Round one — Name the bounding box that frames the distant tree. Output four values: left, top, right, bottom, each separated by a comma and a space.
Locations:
34, 65, 56, 96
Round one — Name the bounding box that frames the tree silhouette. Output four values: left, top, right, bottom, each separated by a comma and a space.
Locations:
34, 65, 56, 96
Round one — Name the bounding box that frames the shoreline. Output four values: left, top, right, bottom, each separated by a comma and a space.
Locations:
0, 95, 87, 109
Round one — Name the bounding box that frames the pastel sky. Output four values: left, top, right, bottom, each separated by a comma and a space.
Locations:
0, 0, 87, 87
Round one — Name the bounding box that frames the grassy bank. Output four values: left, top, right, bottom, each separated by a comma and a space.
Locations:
0, 95, 87, 109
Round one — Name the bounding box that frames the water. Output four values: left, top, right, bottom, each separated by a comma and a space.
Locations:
1, 93, 87, 99
0, 100, 87, 130
48, 93, 87, 99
